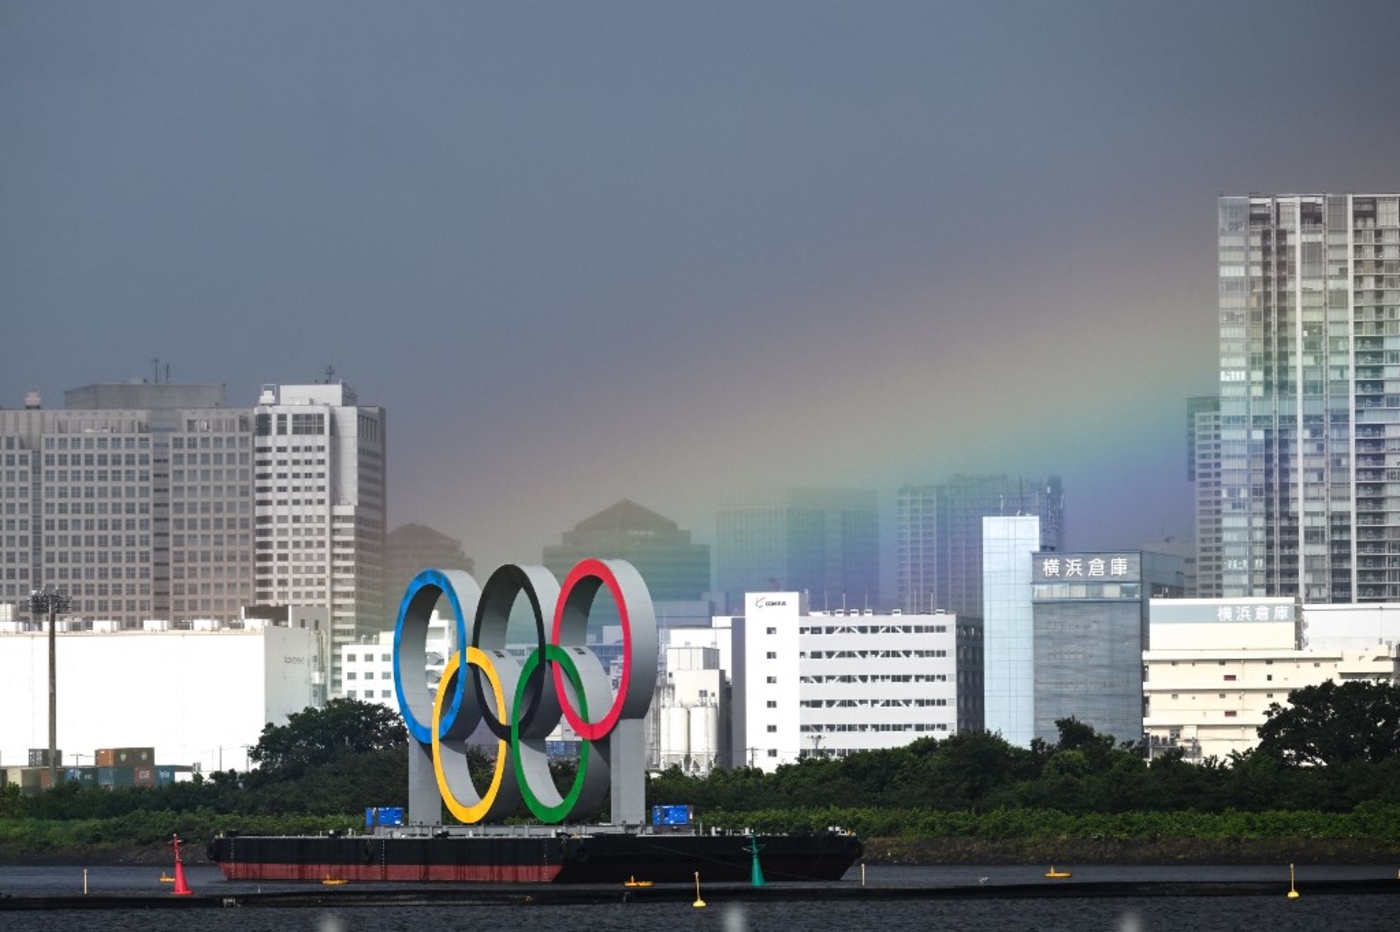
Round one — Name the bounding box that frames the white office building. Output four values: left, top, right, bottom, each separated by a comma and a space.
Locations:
338, 612, 450, 707
732, 594, 979, 772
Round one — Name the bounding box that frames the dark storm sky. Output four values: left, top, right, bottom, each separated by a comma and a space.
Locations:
6, 2, 1400, 580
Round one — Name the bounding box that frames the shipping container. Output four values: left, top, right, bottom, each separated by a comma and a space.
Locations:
652, 804, 693, 826
96, 766, 136, 787
133, 766, 156, 787
27, 748, 62, 768
155, 766, 177, 786
63, 767, 98, 785
99, 747, 155, 767
364, 807, 406, 829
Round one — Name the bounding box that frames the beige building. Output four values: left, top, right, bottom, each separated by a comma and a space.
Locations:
1144, 598, 1399, 761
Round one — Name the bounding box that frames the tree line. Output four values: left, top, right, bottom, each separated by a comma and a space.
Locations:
4, 682, 1400, 828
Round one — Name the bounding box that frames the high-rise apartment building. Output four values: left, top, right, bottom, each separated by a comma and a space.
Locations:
0, 381, 386, 693
1187, 396, 1222, 598
1202, 194, 1400, 602
714, 488, 878, 615
897, 475, 1064, 615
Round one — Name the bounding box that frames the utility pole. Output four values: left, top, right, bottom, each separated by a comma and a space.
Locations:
28, 588, 72, 787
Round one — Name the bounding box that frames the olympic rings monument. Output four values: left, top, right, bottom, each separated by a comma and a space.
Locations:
393, 558, 658, 826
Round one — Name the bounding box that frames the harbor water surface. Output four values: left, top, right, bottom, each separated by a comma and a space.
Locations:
0, 863, 1395, 931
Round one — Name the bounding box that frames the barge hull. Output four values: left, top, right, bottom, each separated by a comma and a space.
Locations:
209, 831, 863, 884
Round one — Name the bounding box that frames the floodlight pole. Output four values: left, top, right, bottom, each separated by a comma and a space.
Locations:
29, 588, 71, 787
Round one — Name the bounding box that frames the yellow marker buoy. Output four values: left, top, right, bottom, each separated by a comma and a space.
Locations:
693, 871, 706, 908
1287, 862, 1300, 899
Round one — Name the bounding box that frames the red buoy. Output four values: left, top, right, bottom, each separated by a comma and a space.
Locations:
170, 834, 194, 896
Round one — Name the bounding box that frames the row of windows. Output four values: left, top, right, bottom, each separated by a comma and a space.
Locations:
804, 650, 947, 660
47, 551, 149, 565
800, 625, 948, 635
255, 413, 328, 436
46, 535, 146, 547
799, 723, 949, 733
47, 470, 148, 482
799, 674, 952, 684
44, 436, 150, 451
799, 698, 949, 708
172, 470, 249, 482
48, 486, 146, 499
45, 568, 147, 581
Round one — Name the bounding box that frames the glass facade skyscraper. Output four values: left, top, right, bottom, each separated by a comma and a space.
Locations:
1206, 194, 1400, 602
897, 475, 1063, 615
714, 488, 878, 615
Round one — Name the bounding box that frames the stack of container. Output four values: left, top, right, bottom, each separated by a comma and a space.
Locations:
96, 747, 156, 788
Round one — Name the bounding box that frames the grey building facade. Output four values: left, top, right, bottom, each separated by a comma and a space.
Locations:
1029, 550, 1185, 746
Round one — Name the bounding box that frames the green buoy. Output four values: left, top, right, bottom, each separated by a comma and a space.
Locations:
747, 835, 765, 888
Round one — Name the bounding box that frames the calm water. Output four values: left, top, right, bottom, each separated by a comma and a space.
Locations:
0, 864, 1396, 931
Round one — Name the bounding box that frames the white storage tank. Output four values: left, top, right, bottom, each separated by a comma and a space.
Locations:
689, 705, 718, 759
665, 706, 690, 762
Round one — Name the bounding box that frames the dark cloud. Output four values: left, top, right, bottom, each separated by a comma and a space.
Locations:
5, 1, 1400, 580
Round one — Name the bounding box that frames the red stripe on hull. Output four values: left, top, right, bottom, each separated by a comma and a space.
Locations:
218, 862, 562, 883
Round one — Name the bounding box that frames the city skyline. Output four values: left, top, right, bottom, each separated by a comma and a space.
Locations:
9, 4, 1400, 576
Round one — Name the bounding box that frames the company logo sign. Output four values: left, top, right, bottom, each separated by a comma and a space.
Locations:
393, 559, 657, 824
753, 595, 787, 608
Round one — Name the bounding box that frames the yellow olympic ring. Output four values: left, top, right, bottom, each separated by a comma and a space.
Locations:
430, 646, 509, 823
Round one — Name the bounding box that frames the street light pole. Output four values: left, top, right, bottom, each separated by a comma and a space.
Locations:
28, 588, 72, 788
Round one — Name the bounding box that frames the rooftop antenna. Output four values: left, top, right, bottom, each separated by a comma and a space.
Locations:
151, 357, 159, 384
324, 364, 336, 384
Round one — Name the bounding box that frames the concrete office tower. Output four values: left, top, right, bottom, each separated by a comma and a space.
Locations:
386, 524, 474, 615
897, 475, 1064, 615
715, 488, 878, 615
543, 499, 710, 603
0, 383, 253, 626
1203, 194, 1400, 603
253, 384, 386, 693
982, 515, 1040, 745
0, 381, 386, 696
